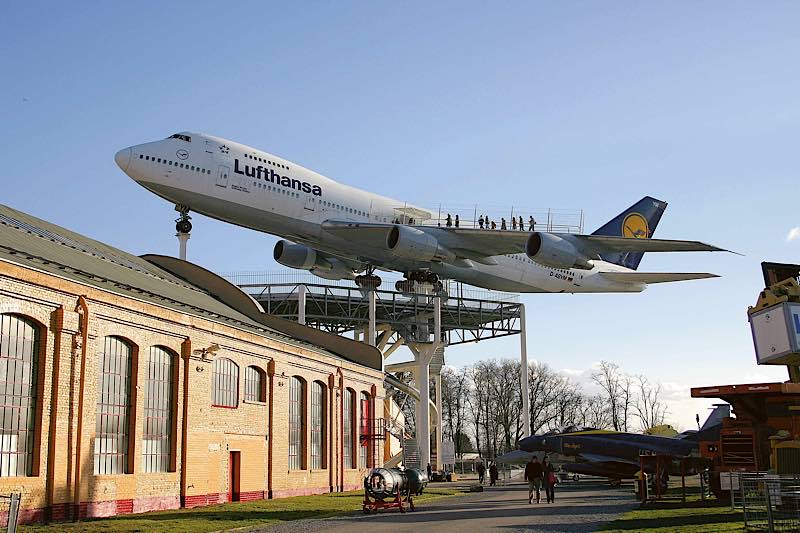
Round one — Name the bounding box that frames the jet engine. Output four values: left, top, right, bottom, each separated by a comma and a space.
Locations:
363, 467, 427, 500
386, 226, 454, 263
274, 240, 317, 269
273, 240, 355, 280
526, 233, 593, 270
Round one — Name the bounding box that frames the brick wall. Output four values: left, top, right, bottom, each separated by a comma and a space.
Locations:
0, 261, 386, 523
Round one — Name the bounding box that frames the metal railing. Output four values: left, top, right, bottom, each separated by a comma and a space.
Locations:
737, 472, 800, 532
391, 204, 584, 234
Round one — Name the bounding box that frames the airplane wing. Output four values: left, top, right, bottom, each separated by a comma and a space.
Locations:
321, 221, 729, 262
572, 235, 730, 254
600, 272, 719, 284
578, 453, 640, 466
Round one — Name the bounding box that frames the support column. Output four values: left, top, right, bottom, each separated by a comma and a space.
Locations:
298, 284, 307, 325
434, 372, 443, 471
177, 232, 190, 261
368, 290, 376, 349
417, 346, 432, 472
520, 304, 531, 438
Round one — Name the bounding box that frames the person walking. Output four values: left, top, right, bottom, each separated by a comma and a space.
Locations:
455, 214, 460, 228
490, 220, 497, 230
489, 462, 498, 486
501, 218, 507, 230
427, 462, 433, 481
512, 217, 517, 230
524, 456, 543, 504
543, 457, 557, 503
519, 215, 524, 231
528, 216, 536, 231
446, 214, 452, 227
477, 461, 486, 484
478, 215, 484, 229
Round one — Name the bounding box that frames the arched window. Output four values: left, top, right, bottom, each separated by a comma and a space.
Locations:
143, 346, 175, 473
244, 366, 266, 403
343, 388, 355, 469
311, 381, 327, 469
359, 391, 370, 469
0, 314, 40, 476
288, 376, 305, 470
95, 336, 134, 475
212, 358, 239, 408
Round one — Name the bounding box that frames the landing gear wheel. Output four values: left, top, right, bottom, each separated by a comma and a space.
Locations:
176, 219, 192, 233
425, 272, 439, 284
355, 273, 382, 289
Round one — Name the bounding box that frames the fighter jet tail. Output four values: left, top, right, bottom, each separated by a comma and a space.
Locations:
592, 196, 667, 270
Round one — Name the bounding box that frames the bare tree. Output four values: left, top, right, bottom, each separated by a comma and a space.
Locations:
591, 361, 630, 431
440, 366, 471, 458
634, 375, 668, 431
582, 393, 612, 429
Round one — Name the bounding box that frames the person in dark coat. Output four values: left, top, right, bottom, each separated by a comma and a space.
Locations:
543, 457, 557, 503
524, 456, 543, 504
477, 461, 486, 484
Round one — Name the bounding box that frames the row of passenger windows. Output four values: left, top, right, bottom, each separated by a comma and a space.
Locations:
252, 181, 300, 198
140, 154, 209, 174
244, 153, 289, 170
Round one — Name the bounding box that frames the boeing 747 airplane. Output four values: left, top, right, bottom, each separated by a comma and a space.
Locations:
115, 132, 726, 293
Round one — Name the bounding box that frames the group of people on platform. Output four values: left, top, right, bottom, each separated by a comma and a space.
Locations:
524, 455, 558, 504
443, 213, 537, 231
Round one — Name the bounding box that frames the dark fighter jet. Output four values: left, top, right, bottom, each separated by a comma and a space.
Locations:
519, 427, 701, 483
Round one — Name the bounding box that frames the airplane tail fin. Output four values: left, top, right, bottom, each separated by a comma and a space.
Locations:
592, 196, 668, 270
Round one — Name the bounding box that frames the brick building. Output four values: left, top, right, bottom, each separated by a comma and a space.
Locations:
0, 204, 387, 523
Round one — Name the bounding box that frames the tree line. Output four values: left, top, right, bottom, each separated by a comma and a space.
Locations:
422, 359, 669, 459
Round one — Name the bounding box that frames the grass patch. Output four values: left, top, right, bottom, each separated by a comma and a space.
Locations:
21, 488, 462, 532
600, 498, 744, 532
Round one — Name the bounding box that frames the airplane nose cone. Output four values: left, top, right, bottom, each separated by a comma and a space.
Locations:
114, 147, 131, 172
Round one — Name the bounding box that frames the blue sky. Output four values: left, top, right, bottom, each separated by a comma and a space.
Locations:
2, 1, 799, 429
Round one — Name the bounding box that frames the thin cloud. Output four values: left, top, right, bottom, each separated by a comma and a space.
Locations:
787, 227, 800, 242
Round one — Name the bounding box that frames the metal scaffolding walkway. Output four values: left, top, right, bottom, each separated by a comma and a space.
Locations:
226, 272, 531, 471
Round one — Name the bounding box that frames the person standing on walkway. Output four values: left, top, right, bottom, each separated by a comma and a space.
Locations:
528, 216, 536, 231
478, 215, 484, 229
524, 456, 543, 504
455, 214, 460, 227
489, 462, 498, 486
543, 457, 557, 503
477, 461, 486, 484
427, 462, 433, 481
519, 215, 525, 231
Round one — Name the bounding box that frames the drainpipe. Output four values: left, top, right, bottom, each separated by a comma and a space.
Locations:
180, 338, 191, 506
337, 368, 344, 491
45, 307, 64, 521
267, 360, 276, 499
72, 296, 89, 519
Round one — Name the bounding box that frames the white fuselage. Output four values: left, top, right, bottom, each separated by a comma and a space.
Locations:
115, 132, 643, 293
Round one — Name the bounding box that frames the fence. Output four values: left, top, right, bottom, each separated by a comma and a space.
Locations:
0, 494, 20, 533
737, 473, 800, 532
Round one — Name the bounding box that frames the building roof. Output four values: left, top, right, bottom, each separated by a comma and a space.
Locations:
0, 204, 381, 370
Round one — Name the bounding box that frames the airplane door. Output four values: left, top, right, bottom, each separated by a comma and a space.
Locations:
304, 196, 315, 212
216, 165, 229, 188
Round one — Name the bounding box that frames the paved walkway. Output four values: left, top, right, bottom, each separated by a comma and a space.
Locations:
255, 480, 637, 533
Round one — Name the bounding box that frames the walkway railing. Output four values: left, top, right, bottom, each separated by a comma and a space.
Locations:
391, 205, 584, 233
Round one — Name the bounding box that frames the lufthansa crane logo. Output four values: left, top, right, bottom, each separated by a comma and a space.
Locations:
176, 149, 189, 160
622, 213, 649, 239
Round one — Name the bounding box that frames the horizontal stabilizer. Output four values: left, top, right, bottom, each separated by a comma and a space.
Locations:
600, 272, 719, 284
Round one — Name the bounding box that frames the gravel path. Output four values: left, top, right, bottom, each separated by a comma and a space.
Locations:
250, 480, 637, 533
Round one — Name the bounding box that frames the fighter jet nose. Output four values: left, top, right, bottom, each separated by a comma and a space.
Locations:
114, 147, 132, 172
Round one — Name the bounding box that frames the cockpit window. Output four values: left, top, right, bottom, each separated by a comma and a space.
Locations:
167, 133, 191, 142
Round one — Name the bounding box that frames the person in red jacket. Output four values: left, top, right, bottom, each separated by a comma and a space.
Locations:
524, 456, 543, 504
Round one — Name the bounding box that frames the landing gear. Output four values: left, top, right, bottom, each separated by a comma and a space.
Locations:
355, 267, 382, 289
174, 204, 192, 234
396, 271, 445, 294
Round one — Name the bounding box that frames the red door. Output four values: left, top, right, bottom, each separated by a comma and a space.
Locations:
360, 396, 371, 467
229, 451, 241, 502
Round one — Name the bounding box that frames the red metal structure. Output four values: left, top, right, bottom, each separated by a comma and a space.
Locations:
691, 382, 800, 497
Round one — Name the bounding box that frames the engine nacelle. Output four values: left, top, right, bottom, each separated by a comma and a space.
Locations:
273, 240, 317, 269
386, 225, 454, 262
274, 240, 355, 280
310, 258, 355, 280
526, 232, 593, 269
